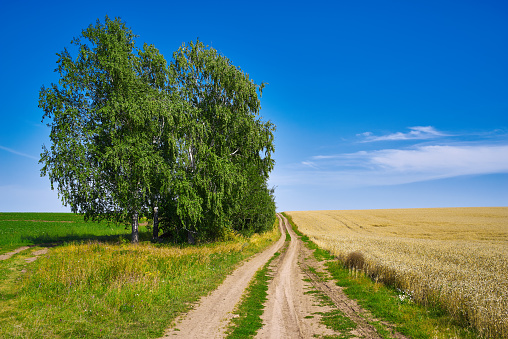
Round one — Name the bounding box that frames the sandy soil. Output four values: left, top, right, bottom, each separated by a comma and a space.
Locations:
0, 246, 31, 261
1, 246, 51, 262
255, 214, 405, 339
23, 248, 49, 263
255, 214, 338, 338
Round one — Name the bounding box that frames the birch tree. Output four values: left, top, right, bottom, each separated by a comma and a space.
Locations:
40, 19, 276, 244
162, 40, 276, 241
39, 17, 181, 243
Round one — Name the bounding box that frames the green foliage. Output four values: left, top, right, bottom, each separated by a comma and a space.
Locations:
231, 167, 276, 237
160, 39, 276, 241
39, 17, 276, 243
39, 16, 184, 242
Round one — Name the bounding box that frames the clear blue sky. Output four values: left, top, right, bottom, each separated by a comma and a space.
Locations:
0, 0, 507, 212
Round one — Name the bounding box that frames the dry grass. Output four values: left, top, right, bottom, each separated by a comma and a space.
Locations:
286, 207, 508, 338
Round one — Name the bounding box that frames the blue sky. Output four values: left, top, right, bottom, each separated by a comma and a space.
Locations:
0, 0, 507, 212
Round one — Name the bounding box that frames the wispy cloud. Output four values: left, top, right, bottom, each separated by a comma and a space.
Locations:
301, 161, 319, 169
0, 145, 38, 160
358, 126, 447, 142
369, 144, 508, 176
272, 143, 508, 188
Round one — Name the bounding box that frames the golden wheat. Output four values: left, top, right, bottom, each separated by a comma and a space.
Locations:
287, 207, 508, 338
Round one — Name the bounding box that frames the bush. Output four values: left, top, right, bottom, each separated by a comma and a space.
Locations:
345, 251, 365, 270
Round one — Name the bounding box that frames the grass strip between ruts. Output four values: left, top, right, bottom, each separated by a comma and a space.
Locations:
226, 222, 288, 338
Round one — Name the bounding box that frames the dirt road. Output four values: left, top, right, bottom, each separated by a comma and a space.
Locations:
162, 215, 287, 338
0, 246, 49, 262
256, 214, 392, 339
163, 214, 404, 338
256, 213, 334, 337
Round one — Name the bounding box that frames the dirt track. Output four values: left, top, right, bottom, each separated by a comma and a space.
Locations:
256, 214, 336, 337
2, 216, 404, 337
0, 246, 31, 261
162, 215, 287, 338
162, 214, 405, 338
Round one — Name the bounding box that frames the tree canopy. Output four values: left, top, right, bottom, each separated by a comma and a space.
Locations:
39, 16, 276, 243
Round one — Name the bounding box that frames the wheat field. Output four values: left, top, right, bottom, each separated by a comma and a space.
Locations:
286, 207, 508, 338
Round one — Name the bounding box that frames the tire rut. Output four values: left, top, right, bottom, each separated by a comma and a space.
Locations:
257, 214, 408, 339
299, 234, 409, 339
256, 214, 337, 338
300, 251, 383, 339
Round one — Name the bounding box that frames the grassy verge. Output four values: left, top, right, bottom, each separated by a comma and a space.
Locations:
0, 215, 280, 339
282, 213, 481, 339
226, 220, 287, 338
304, 283, 358, 339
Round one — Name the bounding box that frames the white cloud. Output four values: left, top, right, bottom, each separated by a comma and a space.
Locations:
271, 143, 508, 188
301, 161, 318, 168
359, 126, 447, 142
370, 144, 508, 177
312, 155, 338, 160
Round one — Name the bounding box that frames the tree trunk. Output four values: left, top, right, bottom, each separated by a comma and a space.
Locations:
187, 229, 195, 245
132, 212, 139, 243
153, 206, 159, 240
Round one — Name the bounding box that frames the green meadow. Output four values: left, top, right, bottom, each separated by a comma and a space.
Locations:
0, 213, 279, 338
0, 213, 132, 254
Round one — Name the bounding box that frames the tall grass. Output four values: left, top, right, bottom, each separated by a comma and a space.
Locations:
0, 221, 279, 338
286, 207, 508, 338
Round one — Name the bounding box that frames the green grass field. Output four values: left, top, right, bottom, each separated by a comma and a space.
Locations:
0, 213, 279, 338
0, 213, 132, 254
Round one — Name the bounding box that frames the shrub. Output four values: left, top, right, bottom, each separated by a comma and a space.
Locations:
345, 251, 365, 270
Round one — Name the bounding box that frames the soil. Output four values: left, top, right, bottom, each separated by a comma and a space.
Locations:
0, 247, 31, 261
1, 246, 54, 262
23, 248, 49, 264
161, 214, 408, 338
255, 214, 338, 338
1, 246, 50, 275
